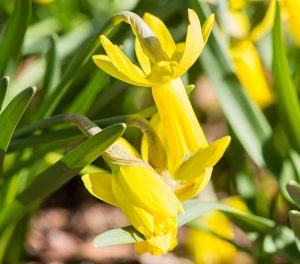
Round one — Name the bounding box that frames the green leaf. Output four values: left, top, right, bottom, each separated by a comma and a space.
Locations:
0, 0, 31, 76
40, 35, 61, 104
0, 87, 35, 152
272, 1, 300, 153
0, 87, 35, 175
178, 200, 275, 233
188, 0, 273, 168
0, 123, 126, 234
0, 77, 8, 111
93, 200, 275, 247
286, 181, 300, 208
289, 210, 300, 251
94, 226, 144, 247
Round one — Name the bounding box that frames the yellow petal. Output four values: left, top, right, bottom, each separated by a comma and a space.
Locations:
171, 42, 186, 62
175, 167, 213, 202
176, 9, 205, 76
201, 14, 215, 44
230, 40, 274, 108
135, 38, 151, 75
114, 138, 140, 158
175, 136, 231, 181
93, 55, 150, 87
135, 230, 177, 255
143, 12, 176, 59
81, 173, 119, 207
152, 78, 208, 166
117, 165, 183, 216
100, 35, 152, 86
250, 0, 276, 42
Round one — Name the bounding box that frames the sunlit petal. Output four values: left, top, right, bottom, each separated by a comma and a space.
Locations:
174, 167, 213, 202
82, 173, 119, 207
176, 9, 205, 76
100, 35, 152, 86
175, 136, 231, 181
143, 12, 176, 58
93, 55, 150, 87
135, 38, 151, 75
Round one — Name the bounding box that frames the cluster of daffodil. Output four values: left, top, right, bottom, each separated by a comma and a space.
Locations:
82, 9, 231, 255
227, 0, 300, 108
187, 196, 248, 264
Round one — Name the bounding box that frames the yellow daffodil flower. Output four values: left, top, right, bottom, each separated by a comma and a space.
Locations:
93, 9, 214, 163
187, 196, 248, 264
82, 138, 183, 255
225, 0, 275, 108
141, 114, 230, 202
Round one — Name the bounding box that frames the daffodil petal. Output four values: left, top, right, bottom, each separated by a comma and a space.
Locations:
221, 196, 248, 212
114, 138, 140, 158
93, 55, 149, 87
117, 165, 183, 216
171, 42, 186, 63
176, 9, 205, 76
81, 173, 119, 207
175, 167, 213, 202
175, 136, 231, 181
135, 230, 177, 255
143, 12, 176, 59
282, 0, 300, 45
135, 38, 151, 75
100, 35, 151, 86
201, 14, 215, 44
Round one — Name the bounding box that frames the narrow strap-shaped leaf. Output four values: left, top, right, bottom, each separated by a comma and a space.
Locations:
93, 200, 275, 247
188, 0, 273, 168
0, 0, 31, 76
272, 1, 300, 153
0, 123, 126, 234
0, 77, 9, 111
0, 87, 35, 175
40, 35, 61, 104
0, 87, 35, 152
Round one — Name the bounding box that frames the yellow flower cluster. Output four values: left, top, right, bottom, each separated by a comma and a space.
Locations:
82, 9, 230, 255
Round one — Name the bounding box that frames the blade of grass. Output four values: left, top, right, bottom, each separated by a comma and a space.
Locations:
0, 87, 35, 176
0, 77, 8, 111
0, 0, 31, 76
272, 1, 300, 153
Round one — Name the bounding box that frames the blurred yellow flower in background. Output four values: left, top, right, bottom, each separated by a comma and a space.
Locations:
187, 196, 248, 264
226, 0, 275, 108
82, 138, 183, 255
